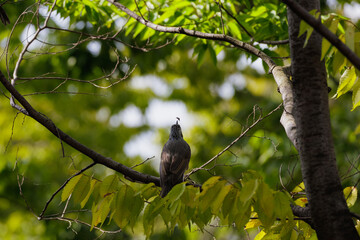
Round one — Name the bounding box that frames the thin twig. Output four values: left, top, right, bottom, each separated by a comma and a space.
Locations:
131, 156, 154, 169
216, 1, 225, 35
40, 216, 122, 234
39, 162, 96, 219
185, 103, 282, 178
220, 4, 253, 39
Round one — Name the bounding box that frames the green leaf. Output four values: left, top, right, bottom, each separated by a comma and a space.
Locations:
228, 21, 241, 39
334, 66, 356, 99
143, 197, 162, 237
274, 191, 293, 221
100, 174, 119, 197
181, 185, 199, 208
210, 184, 232, 214
255, 182, 275, 229
166, 182, 186, 202
61, 174, 82, 202
298, 10, 320, 47
332, 48, 345, 74
321, 18, 339, 60
113, 185, 142, 228
208, 45, 217, 66
343, 186, 357, 208
221, 187, 238, 219
197, 44, 207, 67
197, 177, 225, 213
81, 179, 98, 208
345, 23, 355, 52
91, 194, 115, 229
72, 175, 90, 204
351, 77, 360, 110
240, 179, 259, 203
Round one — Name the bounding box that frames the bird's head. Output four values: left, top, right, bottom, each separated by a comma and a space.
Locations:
169, 118, 183, 139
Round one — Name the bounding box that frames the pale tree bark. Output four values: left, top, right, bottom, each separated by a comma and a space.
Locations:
287, 0, 359, 239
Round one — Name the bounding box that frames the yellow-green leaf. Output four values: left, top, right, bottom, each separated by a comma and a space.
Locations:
344, 186, 357, 208
240, 179, 258, 203
345, 23, 355, 52
72, 175, 90, 204
228, 21, 241, 39
91, 194, 114, 229
334, 66, 356, 98
254, 230, 266, 240
292, 182, 305, 193
245, 218, 261, 229
61, 175, 82, 202
351, 77, 360, 110
321, 18, 339, 60
332, 48, 345, 74
210, 184, 232, 214
81, 179, 98, 208
166, 182, 186, 202
100, 174, 118, 197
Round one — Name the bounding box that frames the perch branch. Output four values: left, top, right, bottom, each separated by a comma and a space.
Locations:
0, 70, 160, 187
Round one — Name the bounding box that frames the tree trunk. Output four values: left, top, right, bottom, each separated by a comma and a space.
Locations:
287, 0, 359, 239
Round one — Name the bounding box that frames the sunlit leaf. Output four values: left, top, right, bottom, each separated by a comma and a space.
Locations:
81, 179, 98, 208
351, 77, 360, 110
61, 174, 82, 202
228, 21, 241, 39
254, 229, 266, 240
298, 10, 320, 47
292, 182, 305, 193
332, 47, 345, 74
72, 175, 90, 204
334, 66, 356, 99
321, 18, 339, 60
294, 198, 308, 207
245, 218, 261, 229
91, 194, 114, 229
343, 186, 357, 208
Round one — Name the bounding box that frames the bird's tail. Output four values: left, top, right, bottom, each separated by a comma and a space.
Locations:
160, 185, 172, 198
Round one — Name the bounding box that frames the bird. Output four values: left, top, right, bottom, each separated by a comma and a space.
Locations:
159, 118, 191, 197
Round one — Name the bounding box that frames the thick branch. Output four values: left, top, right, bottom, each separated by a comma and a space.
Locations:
0, 70, 160, 186
108, 0, 277, 72
272, 66, 298, 150
282, 0, 360, 70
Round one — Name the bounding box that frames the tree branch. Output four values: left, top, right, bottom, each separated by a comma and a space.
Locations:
282, 0, 360, 70
272, 66, 298, 150
108, 0, 277, 72
0, 70, 160, 187
185, 104, 282, 178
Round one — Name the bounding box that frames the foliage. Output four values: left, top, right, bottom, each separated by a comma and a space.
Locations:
60, 171, 300, 239
299, 11, 360, 109
0, 0, 360, 239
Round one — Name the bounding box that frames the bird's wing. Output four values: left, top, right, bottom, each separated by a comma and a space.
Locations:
160, 149, 172, 177
169, 142, 190, 175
